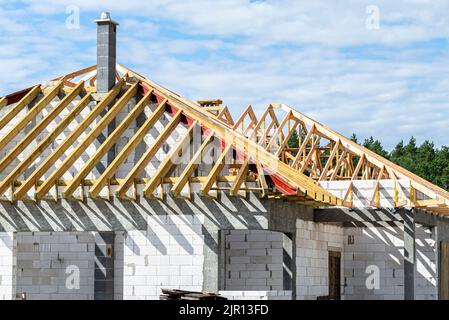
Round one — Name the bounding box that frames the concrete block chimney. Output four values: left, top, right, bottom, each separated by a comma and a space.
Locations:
95, 12, 119, 93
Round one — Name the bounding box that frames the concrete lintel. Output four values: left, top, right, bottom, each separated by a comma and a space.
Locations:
314, 207, 404, 223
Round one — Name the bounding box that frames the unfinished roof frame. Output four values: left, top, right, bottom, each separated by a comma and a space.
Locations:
0, 64, 446, 216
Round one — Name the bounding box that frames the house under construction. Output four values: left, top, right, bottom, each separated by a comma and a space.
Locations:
0, 13, 448, 300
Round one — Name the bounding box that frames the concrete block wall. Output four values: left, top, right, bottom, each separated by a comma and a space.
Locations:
343, 223, 437, 300
343, 223, 405, 300
223, 230, 284, 291
0, 232, 16, 300
296, 220, 344, 300
414, 224, 437, 300
15, 232, 95, 300
118, 213, 205, 300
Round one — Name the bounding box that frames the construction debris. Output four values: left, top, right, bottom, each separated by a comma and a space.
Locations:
160, 289, 227, 301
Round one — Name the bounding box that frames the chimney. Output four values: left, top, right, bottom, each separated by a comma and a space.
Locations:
95, 12, 119, 93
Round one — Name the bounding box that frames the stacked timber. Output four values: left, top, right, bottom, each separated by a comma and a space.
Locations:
160, 289, 227, 301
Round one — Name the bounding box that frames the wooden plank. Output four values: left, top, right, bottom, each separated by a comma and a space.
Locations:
63, 88, 153, 198
282, 105, 449, 203
230, 159, 249, 196
0, 82, 84, 175
300, 136, 321, 172
319, 140, 340, 181
0, 82, 63, 153
0, 97, 7, 109
119, 65, 341, 206
256, 161, 269, 198
116, 110, 183, 198
199, 143, 233, 196
440, 241, 449, 300
330, 150, 347, 180
275, 119, 300, 157
14, 80, 123, 200
36, 82, 138, 199
266, 110, 291, 151
351, 154, 366, 180
171, 132, 215, 197
89, 97, 169, 198
143, 122, 197, 198
0, 92, 93, 197
0, 85, 41, 132
292, 124, 315, 167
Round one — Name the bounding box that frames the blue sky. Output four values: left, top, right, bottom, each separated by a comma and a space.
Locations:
1, 0, 449, 150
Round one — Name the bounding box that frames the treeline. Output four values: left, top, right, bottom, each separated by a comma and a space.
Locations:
351, 134, 449, 191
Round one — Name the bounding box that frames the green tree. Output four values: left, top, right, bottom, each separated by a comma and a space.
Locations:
288, 130, 300, 156
362, 136, 390, 159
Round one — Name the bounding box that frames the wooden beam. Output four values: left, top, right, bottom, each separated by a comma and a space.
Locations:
330, 150, 347, 180
370, 165, 385, 207
63, 89, 153, 198
275, 119, 300, 157
281, 104, 449, 203
292, 124, 315, 167
230, 159, 249, 196
415, 199, 448, 207
119, 65, 342, 206
171, 132, 215, 197
0, 97, 7, 109
0, 82, 84, 175
351, 154, 366, 180
36, 82, 138, 199
89, 97, 169, 198
199, 143, 233, 196
116, 109, 183, 198
256, 161, 269, 198
143, 122, 197, 198
266, 110, 291, 151
300, 136, 321, 172
0, 83, 62, 153
14, 80, 123, 200
0, 92, 93, 197
197, 99, 223, 106
319, 140, 340, 181
0, 85, 41, 132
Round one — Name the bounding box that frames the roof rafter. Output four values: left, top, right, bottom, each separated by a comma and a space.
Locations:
63, 88, 153, 198
0, 91, 94, 197
143, 122, 198, 198
0, 85, 41, 132
0, 82, 63, 153
116, 109, 184, 198
0, 82, 84, 175
14, 80, 124, 200
35, 82, 138, 199
171, 131, 215, 197
89, 97, 170, 198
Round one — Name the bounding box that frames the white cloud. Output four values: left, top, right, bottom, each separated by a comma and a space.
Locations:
0, 0, 449, 149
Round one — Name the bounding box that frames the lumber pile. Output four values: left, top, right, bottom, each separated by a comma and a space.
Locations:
160, 289, 227, 301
